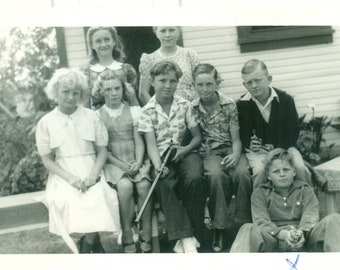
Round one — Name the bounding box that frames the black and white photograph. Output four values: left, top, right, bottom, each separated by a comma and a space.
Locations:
0, 1, 339, 269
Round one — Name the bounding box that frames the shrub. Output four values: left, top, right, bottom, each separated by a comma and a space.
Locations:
0, 114, 48, 196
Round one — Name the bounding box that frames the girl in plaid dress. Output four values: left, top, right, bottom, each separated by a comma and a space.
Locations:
96, 71, 152, 253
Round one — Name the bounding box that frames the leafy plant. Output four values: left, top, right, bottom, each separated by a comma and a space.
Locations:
0, 27, 59, 196
297, 105, 334, 166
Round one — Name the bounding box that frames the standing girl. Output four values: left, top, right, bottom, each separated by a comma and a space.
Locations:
96, 71, 152, 253
86, 26, 139, 109
138, 26, 200, 105
35, 68, 120, 253
192, 63, 252, 252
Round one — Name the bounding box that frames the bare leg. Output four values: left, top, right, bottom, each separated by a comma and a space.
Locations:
136, 179, 153, 252
117, 177, 136, 252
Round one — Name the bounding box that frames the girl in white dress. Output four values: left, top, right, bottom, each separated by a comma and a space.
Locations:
35, 68, 120, 253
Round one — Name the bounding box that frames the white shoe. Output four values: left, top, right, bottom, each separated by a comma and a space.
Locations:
173, 237, 200, 253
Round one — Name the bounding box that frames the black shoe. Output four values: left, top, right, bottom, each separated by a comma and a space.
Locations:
78, 236, 93, 253
93, 235, 106, 253
212, 230, 225, 252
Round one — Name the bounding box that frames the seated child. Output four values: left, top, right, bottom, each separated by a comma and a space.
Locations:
191, 63, 252, 252
230, 148, 340, 252
138, 60, 206, 253
96, 72, 152, 253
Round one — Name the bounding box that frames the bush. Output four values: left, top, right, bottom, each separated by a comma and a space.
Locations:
0, 114, 48, 196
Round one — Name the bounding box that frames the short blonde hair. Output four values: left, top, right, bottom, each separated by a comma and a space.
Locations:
45, 68, 88, 103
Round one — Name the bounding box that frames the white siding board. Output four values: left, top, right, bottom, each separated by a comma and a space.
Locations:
63, 27, 88, 68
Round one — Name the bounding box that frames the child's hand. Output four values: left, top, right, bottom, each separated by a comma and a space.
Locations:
287, 228, 305, 250
249, 135, 262, 152
69, 176, 87, 193
128, 161, 142, 176
171, 145, 187, 163
84, 174, 99, 187
221, 153, 240, 169
154, 166, 169, 178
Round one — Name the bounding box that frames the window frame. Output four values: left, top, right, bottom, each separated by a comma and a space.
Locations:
237, 26, 334, 53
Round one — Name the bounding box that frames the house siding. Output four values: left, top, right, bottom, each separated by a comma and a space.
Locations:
182, 26, 340, 149
63, 27, 88, 68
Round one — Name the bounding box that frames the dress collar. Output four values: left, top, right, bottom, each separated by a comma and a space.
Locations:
90, 60, 123, 72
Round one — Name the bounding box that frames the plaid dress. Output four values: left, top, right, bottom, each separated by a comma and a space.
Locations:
98, 104, 150, 184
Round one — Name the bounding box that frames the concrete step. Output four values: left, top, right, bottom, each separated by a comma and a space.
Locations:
0, 191, 48, 230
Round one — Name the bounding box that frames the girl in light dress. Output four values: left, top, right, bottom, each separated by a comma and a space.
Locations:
35, 68, 120, 253
138, 26, 200, 105
96, 71, 152, 253
85, 26, 139, 109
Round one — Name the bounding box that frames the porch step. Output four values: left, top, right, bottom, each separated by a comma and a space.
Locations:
0, 191, 48, 230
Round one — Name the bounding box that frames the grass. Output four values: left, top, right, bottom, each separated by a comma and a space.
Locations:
0, 227, 122, 254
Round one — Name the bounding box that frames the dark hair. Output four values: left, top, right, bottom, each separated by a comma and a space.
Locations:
150, 60, 183, 80
264, 148, 295, 175
98, 70, 127, 102
86, 27, 126, 65
241, 59, 269, 76
193, 63, 222, 84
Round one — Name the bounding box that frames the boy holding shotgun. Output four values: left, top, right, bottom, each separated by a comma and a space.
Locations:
138, 61, 206, 253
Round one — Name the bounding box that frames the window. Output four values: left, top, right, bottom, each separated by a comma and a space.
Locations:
237, 26, 334, 53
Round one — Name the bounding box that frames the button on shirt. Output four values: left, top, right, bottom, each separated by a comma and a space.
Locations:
240, 86, 279, 123
192, 91, 239, 154
138, 95, 198, 156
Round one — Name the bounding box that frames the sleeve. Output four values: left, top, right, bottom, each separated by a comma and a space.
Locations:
35, 117, 52, 156
228, 100, 240, 132
130, 106, 142, 127
185, 102, 199, 130
94, 114, 108, 147
138, 107, 154, 133
236, 99, 251, 150
124, 63, 138, 91
284, 94, 299, 148
139, 53, 153, 80
251, 188, 281, 236
298, 185, 320, 232
188, 48, 200, 72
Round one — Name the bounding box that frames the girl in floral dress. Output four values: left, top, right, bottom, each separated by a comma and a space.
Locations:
85, 26, 139, 108
138, 26, 199, 105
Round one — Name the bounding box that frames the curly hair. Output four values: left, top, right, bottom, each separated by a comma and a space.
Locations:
86, 27, 126, 65
45, 68, 88, 104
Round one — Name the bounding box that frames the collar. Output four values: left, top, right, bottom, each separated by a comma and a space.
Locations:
147, 94, 187, 109
240, 86, 280, 103
90, 60, 123, 72
102, 103, 124, 117
192, 91, 233, 108
52, 105, 84, 129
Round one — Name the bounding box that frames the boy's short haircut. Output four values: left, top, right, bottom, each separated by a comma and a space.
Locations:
264, 148, 296, 174
241, 59, 269, 76
150, 60, 183, 80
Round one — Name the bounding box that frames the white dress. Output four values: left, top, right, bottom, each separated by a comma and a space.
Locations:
36, 106, 120, 252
